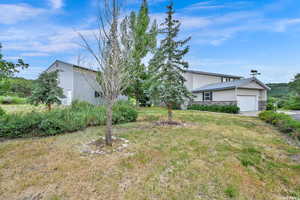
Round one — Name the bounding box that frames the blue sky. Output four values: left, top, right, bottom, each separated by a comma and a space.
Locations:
1, 0, 300, 83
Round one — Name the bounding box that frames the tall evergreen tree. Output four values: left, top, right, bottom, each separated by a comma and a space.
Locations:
122, 0, 157, 106
149, 2, 191, 122
29, 70, 65, 111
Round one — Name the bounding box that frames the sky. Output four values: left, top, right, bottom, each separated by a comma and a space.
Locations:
1, 0, 300, 83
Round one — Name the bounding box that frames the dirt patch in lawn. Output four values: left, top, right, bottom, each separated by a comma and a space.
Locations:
80, 136, 130, 155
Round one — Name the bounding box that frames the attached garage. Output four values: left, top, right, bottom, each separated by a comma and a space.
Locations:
191, 77, 270, 112
237, 95, 258, 112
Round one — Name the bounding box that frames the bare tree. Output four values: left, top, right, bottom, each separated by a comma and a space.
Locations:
78, 0, 132, 146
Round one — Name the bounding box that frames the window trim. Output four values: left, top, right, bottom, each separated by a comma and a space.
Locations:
95, 91, 101, 98
203, 91, 213, 101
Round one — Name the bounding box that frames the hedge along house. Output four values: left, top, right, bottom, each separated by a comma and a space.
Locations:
183, 70, 270, 112
46, 60, 126, 105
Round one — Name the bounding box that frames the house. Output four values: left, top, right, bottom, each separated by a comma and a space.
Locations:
46, 60, 127, 105
183, 70, 270, 112
46, 60, 269, 111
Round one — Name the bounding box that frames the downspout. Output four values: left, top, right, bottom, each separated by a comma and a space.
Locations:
235, 86, 238, 106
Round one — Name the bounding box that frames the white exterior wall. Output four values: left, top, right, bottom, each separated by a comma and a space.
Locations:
213, 90, 236, 101
73, 67, 103, 105
183, 72, 222, 90
193, 89, 236, 102
47, 62, 74, 105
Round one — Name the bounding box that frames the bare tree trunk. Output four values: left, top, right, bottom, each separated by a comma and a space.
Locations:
167, 103, 173, 123
47, 104, 51, 111
105, 101, 113, 146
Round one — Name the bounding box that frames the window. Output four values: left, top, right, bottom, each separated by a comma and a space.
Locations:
203, 91, 212, 101
222, 77, 232, 82
95, 91, 101, 98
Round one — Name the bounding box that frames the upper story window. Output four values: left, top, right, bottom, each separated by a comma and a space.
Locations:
222, 77, 232, 82
203, 91, 212, 101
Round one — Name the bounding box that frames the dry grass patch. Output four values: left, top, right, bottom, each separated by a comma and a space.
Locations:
0, 107, 300, 199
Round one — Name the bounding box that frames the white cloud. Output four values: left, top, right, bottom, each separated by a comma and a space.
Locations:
275, 18, 300, 32
21, 52, 50, 57
49, 0, 63, 9
0, 4, 46, 24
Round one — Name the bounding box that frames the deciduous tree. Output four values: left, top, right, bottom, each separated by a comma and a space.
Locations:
29, 70, 65, 111
122, 0, 157, 106
0, 43, 28, 81
78, 0, 131, 146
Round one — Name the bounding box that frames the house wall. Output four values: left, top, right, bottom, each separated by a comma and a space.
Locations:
47, 61, 74, 105
183, 72, 222, 90
192, 89, 237, 106
72, 67, 103, 105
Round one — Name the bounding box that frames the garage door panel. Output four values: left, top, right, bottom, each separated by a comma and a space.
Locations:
237, 95, 257, 112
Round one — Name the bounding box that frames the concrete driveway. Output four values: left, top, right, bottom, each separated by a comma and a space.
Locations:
239, 111, 260, 117
278, 110, 300, 121
291, 111, 300, 121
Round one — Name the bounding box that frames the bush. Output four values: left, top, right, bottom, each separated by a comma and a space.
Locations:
0, 100, 138, 138
187, 104, 240, 114
259, 111, 300, 140
266, 98, 277, 111
0, 107, 6, 117
113, 101, 138, 124
0, 96, 27, 104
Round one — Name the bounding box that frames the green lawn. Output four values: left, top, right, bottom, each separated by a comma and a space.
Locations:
1, 107, 300, 200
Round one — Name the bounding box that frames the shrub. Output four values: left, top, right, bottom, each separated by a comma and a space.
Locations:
113, 100, 138, 124
187, 104, 240, 114
0, 96, 27, 104
0, 100, 138, 138
259, 111, 300, 140
0, 107, 6, 116
266, 98, 277, 111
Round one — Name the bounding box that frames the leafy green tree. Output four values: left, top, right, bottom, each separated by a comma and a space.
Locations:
149, 3, 192, 122
122, 0, 157, 106
29, 70, 65, 111
0, 43, 28, 81
289, 74, 300, 96
0, 77, 34, 97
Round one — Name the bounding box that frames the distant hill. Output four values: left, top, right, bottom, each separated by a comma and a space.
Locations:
266, 83, 290, 98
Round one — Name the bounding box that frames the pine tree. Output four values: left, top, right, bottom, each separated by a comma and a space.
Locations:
149, 2, 191, 122
122, 0, 157, 106
29, 70, 65, 111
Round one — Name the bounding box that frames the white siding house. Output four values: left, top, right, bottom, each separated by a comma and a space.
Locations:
46, 60, 107, 105
186, 70, 270, 112
46, 60, 269, 111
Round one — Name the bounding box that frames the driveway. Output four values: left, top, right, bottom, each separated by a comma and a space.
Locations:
278, 110, 300, 121
240, 111, 260, 117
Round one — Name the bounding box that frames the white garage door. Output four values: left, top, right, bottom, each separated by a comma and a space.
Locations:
237, 95, 258, 112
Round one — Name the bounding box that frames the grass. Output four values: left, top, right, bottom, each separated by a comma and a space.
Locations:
0, 104, 59, 114
1, 107, 300, 199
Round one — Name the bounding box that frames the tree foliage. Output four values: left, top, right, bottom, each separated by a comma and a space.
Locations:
0, 43, 28, 81
149, 3, 192, 122
29, 70, 65, 111
121, 0, 157, 106
289, 73, 300, 96
0, 77, 34, 97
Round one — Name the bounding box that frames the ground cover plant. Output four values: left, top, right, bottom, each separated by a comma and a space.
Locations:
0, 101, 137, 138
0, 96, 27, 104
188, 104, 240, 114
0, 107, 300, 199
259, 110, 300, 140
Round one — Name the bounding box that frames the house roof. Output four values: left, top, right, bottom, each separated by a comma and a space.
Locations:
185, 69, 243, 79
192, 77, 271, 93
47, 60, 98, 73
